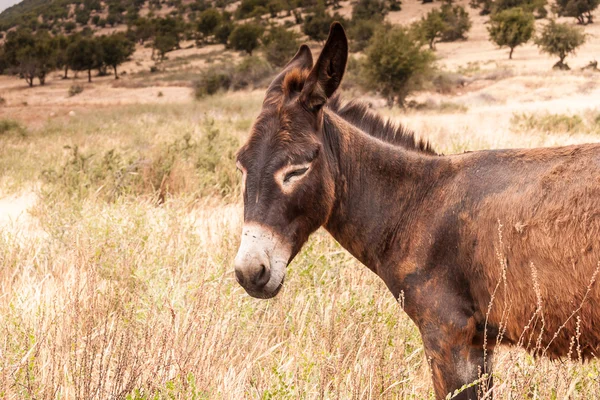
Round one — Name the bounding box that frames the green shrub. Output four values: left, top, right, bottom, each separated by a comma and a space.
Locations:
348, 19, 378, 52
262, 26, 300, 67
0, 119, 26, 136
231, 55, 273, 90
214, 22, 233, 45
228, 23, 263, 55
197, 8, 221, 40
439, 3, 472, 42
351, 0, 388, 22
193, 67, 232, 98
303, 7, 344, 43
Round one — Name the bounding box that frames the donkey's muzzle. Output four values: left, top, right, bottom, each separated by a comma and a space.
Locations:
234, 223, 290, 299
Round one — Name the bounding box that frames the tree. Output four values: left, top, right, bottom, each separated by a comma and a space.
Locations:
554, 0, 599, 24
488, 7, 535, 59
228, 23, 263, 55
53, 34, 71, 79
67, 36, 103, 82
363, 25, 435, 107
197, 8, 221, 41
100, 33, 135, 79
535, 19, 586, 69
417, 8, 446, 49
3, 29, 56, 86
470, 0, 546, 16
262, 26, 299, 67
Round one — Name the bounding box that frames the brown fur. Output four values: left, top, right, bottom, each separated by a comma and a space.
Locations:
235, 23, 600, 399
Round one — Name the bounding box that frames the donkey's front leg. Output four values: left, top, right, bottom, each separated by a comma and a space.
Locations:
420, 319, 494, 400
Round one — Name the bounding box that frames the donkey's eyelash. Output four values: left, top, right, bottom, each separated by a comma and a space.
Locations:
284, 167, 309, 183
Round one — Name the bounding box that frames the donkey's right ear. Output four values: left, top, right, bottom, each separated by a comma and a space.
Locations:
264, 45, 314, 101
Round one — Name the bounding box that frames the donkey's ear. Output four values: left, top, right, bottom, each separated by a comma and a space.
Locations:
264, 45, 313, 101
300, 22, 348, 112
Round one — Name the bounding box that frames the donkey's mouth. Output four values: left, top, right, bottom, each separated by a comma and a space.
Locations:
244, 276, 285, 299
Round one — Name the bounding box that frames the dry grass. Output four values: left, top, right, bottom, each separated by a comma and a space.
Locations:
1, 91, 600, 399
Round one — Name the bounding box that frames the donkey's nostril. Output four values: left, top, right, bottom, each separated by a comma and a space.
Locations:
252, 264, 270, 287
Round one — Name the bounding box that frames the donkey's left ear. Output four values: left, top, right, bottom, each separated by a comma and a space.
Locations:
300, 22, 348, 112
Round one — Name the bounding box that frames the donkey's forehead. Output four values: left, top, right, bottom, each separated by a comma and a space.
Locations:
237, 110, 319, 169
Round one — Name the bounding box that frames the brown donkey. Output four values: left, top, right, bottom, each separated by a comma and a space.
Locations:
233, 23, 600, 399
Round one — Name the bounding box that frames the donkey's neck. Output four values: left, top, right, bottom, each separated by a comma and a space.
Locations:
322, 111, 445, 275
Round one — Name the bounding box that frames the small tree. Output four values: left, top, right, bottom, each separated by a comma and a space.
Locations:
554, 0, 599, 24
262, 26, 299, 67
100, 33, 135, 79
67, 36, 103, 82
197, 8, 221, 41
535, 19, 586, 69
417, 8, 446, 49
363, 25, 435, 107
228, 23, 263, 55
488, 8, 535, 59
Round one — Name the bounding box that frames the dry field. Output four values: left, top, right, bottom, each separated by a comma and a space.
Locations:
2, 1, 600, 398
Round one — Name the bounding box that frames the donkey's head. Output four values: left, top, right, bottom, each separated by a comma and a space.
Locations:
234, 23, 348, 299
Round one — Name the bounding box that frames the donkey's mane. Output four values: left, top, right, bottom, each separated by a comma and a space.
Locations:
326, 95, 436, 155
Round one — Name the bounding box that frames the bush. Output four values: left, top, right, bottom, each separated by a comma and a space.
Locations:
236, 0, 269, 19
64, 21, 76, 33
348, 19, 378, 51
193, 67, 232, 98
488, 8, 535, 59
0, 119, 26, 136
535, 19, 586, 69
228, 23, 263, 55
193, 55, 274, 97
197, 8, 221, 40
303, 7, 343, 43
231, 55, 273, 89
69, 84, 84, 97
262, 26, 299, 67
214, 22, 233, 45
439, 4, 472, 42
351, 0, 388, 22
362, 25, 435, 107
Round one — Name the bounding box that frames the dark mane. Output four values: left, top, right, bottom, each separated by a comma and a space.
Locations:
326, 95, 437, 155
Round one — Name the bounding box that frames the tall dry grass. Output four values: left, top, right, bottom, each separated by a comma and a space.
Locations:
1, 92, 599, 398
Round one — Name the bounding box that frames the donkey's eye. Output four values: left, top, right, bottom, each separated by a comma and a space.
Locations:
284, 167, 309, 183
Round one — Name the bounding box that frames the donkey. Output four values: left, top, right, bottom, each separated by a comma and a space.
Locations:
233, 23, 600, 399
